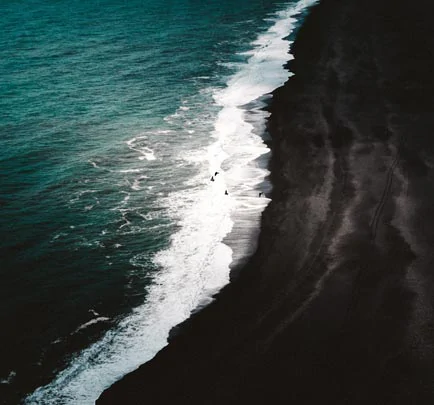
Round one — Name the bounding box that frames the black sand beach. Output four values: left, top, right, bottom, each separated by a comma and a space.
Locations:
98, 0, 434, 403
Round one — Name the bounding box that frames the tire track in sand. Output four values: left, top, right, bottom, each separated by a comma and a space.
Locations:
369, 152, 399, 240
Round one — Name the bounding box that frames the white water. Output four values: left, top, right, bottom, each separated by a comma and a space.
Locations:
25, 1, 318, 403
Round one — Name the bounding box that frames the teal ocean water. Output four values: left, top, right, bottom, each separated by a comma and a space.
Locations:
0, 0, 315, 403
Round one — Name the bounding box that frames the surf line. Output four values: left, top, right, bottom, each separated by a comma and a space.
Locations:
25, 2, 320, 404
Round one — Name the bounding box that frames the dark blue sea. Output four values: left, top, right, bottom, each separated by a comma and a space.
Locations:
0, 0, 316, 403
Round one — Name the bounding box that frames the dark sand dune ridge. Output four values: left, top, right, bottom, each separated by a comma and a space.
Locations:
98, 0, 434, 403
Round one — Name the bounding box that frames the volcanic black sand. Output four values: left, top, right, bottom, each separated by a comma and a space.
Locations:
98, 0, 434, 403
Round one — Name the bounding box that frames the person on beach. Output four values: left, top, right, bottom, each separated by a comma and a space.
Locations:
210, 176, 214, 182
225, 190, 228, 195
215, 171, 219, 176
259, 192, 263, 197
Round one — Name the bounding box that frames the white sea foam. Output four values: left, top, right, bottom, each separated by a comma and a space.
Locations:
212, 0, 319, 264
88, 160, 100, 169
126, 135, 157, 161
138, 149, 155, 161
131, 175, 148, 191
118, 168, 146, 173
25, 2, 318, 404
72, 317, 110, 334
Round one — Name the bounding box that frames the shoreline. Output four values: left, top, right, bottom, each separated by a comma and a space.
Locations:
98, 0, 434, 403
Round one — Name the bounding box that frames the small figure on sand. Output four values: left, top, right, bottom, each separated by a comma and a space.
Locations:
225, 190, 228, 195
214, 171, 219, 176
259, 192, 263, 197
210, 176, 214, 182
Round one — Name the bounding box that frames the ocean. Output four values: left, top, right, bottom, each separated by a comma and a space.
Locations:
0, 0, 315, 403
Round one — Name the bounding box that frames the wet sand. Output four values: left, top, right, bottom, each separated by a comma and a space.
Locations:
98, 0, 434, 403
